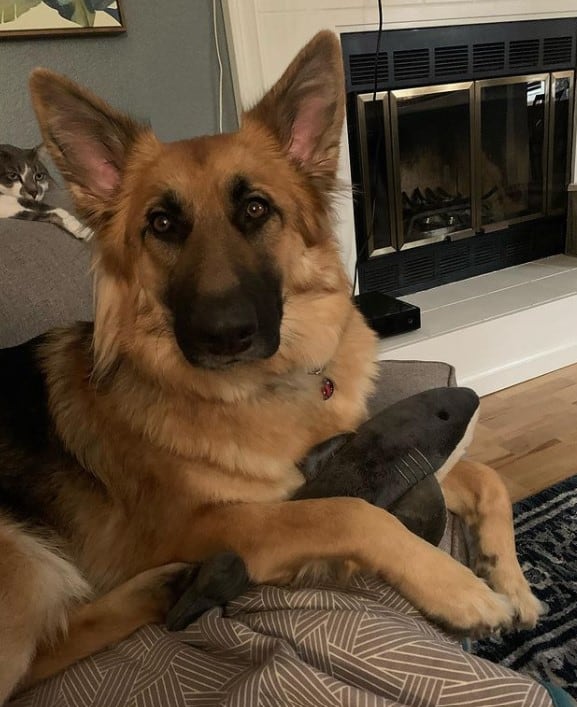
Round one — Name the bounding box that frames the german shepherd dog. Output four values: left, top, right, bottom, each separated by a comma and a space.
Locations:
0, 31, 542, 702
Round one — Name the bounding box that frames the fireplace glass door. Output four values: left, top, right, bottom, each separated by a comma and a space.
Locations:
390, 83, 474, 249
477, 74, 549, 230
353, 72, 573, 262
356, 92, 396, 255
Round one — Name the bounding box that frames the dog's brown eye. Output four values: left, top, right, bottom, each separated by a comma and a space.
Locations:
246, 199, 268, 219
150, 212, 172, 235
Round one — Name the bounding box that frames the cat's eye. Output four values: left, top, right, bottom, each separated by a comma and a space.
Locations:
34, 172, 46, 182
6, 172, 19, 182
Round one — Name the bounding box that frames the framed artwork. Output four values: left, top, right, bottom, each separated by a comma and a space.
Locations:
0, 1, 125, 38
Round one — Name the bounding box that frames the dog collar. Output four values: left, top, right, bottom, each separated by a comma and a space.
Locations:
309, 367, 335, 400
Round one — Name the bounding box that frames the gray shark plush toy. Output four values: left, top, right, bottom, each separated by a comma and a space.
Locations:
167, 386, 480, 630
294, 387, 480, 546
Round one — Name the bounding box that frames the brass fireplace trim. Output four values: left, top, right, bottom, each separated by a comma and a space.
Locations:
547, 71, 575, 215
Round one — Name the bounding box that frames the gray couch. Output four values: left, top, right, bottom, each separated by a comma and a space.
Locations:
0, 188, 92, 348
0, 206, 560, 707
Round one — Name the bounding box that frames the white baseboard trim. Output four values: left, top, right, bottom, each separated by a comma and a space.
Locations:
377, 294, 577, 396
460, 339, 577, 395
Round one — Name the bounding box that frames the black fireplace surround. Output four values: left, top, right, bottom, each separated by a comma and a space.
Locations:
342, 19, 577, 296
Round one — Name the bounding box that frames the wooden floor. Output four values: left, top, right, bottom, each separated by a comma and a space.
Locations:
468, 362, 577, 503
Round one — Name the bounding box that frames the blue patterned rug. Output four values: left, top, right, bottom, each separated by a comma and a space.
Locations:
474, 475, 577, 697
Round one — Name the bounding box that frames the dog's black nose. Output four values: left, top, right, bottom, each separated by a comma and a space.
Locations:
192, 295, 257, 358
171, 273, 283, 368
205, 321, 256, 357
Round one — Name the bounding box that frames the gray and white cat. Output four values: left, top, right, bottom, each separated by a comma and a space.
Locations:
0, 144, 92, 240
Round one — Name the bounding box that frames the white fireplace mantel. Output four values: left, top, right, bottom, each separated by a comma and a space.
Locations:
222, 1, 577, 394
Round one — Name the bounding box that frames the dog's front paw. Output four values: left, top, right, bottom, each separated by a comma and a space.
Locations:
512, 585, 545, 630
404, 551, 515, 638
430, 575, 515, 638
474, 556, 545, 630
492, 572, 545, 630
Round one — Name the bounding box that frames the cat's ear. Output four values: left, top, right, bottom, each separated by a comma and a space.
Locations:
28, 144, 45, 160
29, 144, 54, 183
243, 31, 345, 191
29, 69, 149, 224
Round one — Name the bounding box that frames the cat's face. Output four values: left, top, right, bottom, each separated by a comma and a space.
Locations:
0, 144, 51, 202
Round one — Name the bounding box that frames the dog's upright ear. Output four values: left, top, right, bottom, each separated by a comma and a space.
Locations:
30, 70, 148, 375
29, 69, 146, 226
244, 31, 345, 189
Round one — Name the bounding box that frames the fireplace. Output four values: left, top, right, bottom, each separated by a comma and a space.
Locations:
343, 19, 577, 296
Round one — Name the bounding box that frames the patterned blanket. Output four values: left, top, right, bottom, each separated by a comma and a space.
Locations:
11, 518, 554, 707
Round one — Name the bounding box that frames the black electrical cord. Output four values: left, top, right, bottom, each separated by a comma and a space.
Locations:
352, 0, 384, 297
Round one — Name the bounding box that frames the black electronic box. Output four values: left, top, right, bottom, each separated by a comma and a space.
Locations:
354, 292, 421, 338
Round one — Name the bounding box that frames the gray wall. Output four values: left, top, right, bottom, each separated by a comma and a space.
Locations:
0, 0, 237, 147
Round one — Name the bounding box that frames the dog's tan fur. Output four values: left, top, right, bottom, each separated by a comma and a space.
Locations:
0, 32, 541, 702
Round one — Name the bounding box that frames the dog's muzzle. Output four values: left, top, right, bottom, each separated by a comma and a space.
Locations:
170, 276, 283, 369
